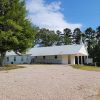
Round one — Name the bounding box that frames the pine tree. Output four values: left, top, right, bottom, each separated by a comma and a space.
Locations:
0, 0, 36, 66
63, 28, 72, 45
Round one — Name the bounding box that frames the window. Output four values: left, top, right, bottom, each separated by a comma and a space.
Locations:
43, 56, 45, 59
14, 57, 16, 61
55, 55, 57, 59
21, 57, 23, 61
7, 57, 9, 62
26, 56, 28, 61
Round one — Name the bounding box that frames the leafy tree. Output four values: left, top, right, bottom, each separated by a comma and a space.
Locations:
85, 27, 96, 57
0, 0, 36, 66
35, 28, 60, 46
56, 30, 61, 36
93, 41, 100, 66
35, 28, 49, 46
96, 26, 100, 40
91, 26, 100, 65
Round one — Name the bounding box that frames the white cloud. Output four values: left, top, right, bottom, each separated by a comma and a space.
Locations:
26, 0, 82, 31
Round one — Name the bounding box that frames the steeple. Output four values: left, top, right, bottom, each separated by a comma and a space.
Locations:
80, 36, 83, 45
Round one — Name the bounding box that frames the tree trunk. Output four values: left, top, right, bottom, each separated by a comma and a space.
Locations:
0, 52, 6, 67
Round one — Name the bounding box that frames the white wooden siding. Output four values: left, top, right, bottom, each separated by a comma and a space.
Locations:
4, 55, 31, 64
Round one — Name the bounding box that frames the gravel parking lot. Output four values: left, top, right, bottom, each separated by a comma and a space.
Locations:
0, 64, 100, 100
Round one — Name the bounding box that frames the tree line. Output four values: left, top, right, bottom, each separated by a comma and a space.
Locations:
34, 27, 100, 66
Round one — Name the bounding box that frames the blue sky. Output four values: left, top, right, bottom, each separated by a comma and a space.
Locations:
61, 0, 100, 30
26, 0, 100, 31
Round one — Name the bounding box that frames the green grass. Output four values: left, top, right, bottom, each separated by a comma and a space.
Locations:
0, 64, 25, 71
71, 64, 100, 71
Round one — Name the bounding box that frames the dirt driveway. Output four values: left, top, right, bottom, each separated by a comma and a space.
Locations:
0, 64, 100, 100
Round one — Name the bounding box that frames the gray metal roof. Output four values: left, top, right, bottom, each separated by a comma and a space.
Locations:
6, 44, 88, 56
27, 44, 88, 56
6, 51, 17, 56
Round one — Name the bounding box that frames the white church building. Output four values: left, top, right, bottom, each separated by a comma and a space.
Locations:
4, 44, 88, 65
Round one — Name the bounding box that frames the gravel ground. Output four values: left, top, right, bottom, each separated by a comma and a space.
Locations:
0, 64, 100, 100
